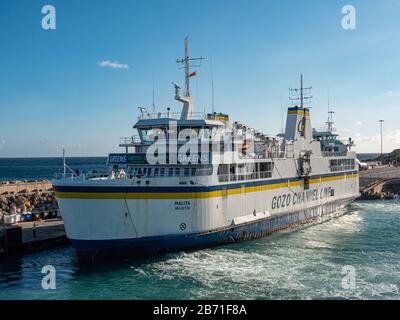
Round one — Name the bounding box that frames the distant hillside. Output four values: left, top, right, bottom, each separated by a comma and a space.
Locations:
357, 153, 380, 161
376, 149, 400, 164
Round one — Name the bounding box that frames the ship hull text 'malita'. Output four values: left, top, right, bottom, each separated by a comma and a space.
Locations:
53, 39, 359, 262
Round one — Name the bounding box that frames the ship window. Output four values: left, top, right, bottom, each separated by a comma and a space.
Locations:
217, 164, 229, 182
217, 164, 229, 175
184, 168, 190, 176
160, 168, 165, 176
138, 168, 143, 175
195, 165, 213, 176
330, 159, 355, 172
154, 168, 159, 176
175, 168, 181, 176
168, 168, 173, 176
191, 168, 196, 176
146, 168, 152, 177
259, 162, 273, 178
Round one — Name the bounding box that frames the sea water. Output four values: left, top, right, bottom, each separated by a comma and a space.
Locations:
0, 201, 399, 300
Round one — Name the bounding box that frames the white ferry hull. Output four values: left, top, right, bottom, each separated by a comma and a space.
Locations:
53, 171, 359, 262
68, 197, 355, 262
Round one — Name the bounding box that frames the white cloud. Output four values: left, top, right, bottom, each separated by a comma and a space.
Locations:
354, 129, 400, 152
355, 121, 362, 125
98, 60, 129, 69
387, 91, 393, 95
386, 129, 400, 146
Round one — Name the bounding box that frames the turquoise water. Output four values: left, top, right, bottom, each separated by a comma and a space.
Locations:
0, 200, 399, 300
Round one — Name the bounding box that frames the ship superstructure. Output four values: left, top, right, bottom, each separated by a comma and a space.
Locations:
53, 39, 359, 262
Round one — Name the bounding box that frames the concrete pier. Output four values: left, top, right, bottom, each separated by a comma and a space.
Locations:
0, 218, 68, 257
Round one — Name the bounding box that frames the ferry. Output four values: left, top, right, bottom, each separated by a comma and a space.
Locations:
52, 39, 359, 262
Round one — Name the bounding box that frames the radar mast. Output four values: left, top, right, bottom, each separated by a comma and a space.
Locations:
173, 37, 204, 120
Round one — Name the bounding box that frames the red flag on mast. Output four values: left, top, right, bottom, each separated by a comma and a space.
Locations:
189, 71, 196, 77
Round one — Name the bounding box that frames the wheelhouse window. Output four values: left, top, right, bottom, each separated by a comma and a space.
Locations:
139, 127, 167, 143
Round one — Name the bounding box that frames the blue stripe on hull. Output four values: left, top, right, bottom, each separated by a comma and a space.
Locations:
71, 197, 356, 263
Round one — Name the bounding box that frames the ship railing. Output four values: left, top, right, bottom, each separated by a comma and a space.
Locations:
252, 151, 285, 160
273, 151, 286, 159
193, 167, 214, 176
119, 136, 141, 145
138, 112, 207, 121
218, 171, 272, 182
53, 172, 109, 181
314, 127, 337, 133
322, 151, 348, 157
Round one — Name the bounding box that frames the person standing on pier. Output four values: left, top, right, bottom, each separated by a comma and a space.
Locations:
32, 222, 37, 239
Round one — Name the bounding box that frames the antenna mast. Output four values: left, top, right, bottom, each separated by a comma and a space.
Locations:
184, 38, 190, 96
325, 90, 335, 132
289, 74, 312, 107
211, 58, 215, 113
326, 111, 335, 132
289, 74, 313, 137
152, 70, 156, 113
175, 37, 205, 119
176, 37, 204, 98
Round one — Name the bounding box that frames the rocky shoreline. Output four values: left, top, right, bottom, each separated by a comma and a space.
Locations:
0, 181, 58, 225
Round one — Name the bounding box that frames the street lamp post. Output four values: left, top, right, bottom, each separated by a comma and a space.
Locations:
379, 120, 384, 160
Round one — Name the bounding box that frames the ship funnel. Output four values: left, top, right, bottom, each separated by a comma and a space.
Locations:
284, 106, 313, 141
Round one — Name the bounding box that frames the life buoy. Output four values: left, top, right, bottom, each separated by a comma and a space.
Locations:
118, 169, 127, 179
241, 139, 253, 151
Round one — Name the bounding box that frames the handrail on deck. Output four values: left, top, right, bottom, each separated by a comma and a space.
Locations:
119, 136, 141, 145
322, 151, 348, 157
138, 112, 207, 120
53, 172, 109, 181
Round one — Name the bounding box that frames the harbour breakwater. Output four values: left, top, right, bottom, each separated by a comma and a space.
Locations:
359, 167, 400, 200
0, 180, 52, 194
359, 178, 400, 200
0, 180, 58, 224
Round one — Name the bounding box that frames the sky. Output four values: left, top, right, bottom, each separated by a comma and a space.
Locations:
0, 0, 399, 157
